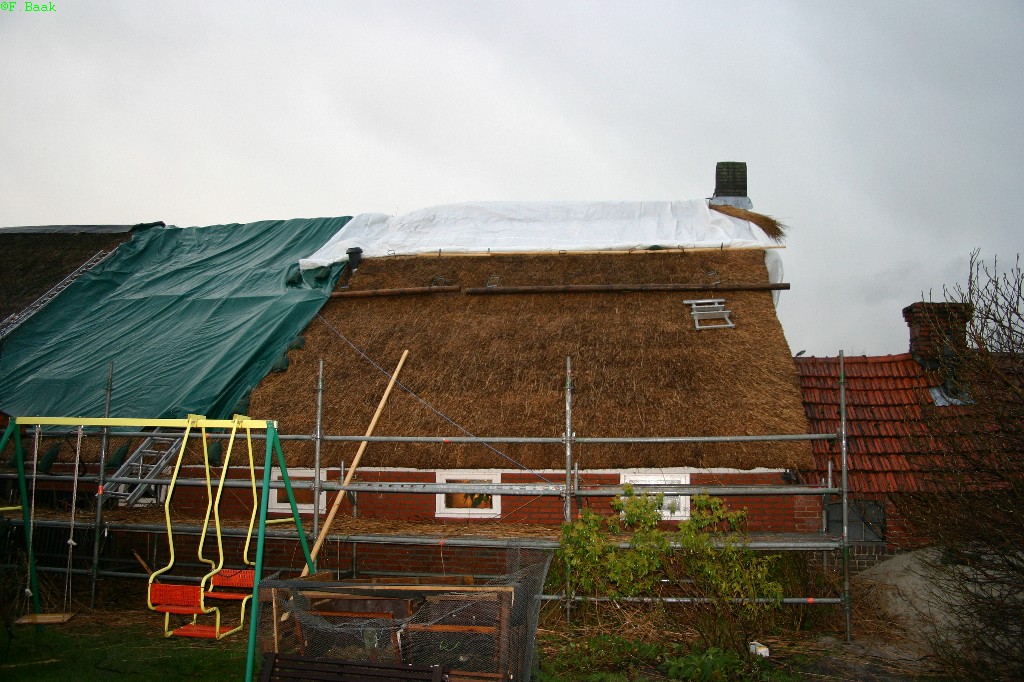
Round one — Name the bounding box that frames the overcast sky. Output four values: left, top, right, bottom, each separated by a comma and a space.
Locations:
2, 1, 1021, 356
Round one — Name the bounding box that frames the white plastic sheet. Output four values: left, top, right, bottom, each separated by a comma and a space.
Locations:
300, 200, 780, 270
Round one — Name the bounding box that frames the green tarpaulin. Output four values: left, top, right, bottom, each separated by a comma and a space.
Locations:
0, 217, 349, 419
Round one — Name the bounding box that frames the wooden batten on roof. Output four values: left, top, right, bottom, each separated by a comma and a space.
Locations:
249, 249, 812, 472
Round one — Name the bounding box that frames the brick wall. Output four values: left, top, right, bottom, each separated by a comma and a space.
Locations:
164, 465, 822, 532
690, 471, 823, 533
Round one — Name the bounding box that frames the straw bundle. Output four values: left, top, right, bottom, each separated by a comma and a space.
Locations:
709, 204, 787, 242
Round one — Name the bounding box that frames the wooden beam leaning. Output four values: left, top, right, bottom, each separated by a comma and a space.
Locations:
300, 349, 410, 576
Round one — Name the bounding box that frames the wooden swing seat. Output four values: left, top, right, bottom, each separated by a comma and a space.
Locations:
15, 612, 75, 625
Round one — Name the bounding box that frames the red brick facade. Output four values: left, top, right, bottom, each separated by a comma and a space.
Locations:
165, 465, 822, 534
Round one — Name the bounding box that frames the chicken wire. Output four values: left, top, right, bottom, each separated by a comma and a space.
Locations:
257, 544, 552, 681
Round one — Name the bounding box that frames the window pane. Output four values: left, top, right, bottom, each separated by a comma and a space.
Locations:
444, 480, 493, 509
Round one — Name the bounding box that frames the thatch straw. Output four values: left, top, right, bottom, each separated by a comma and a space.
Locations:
709, 204, 787, 242
249, 250, 812, 472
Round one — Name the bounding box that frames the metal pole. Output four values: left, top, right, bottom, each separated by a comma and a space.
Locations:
824, 460, 833, 569
351, 486, 358, 578
90, 361, 113, 607
20, 429, 837, 445
313, 359, 324, 539
564, 356, 573, 523
11, 425, 41, 615
563, 356, 573, 625
245, 421, 277, 682
1, 472, 839, 498
540, 595, 843, 605
839, 351, 852, 642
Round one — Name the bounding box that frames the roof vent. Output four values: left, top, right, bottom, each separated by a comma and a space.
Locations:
710, 161, 752, 210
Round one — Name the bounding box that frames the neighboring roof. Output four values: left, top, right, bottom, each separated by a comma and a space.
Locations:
0, 218, 349, 420
0, 232, 134, 320
796, 353, 971, 493
250, 249, 812, 472
299, 200, 783, 270
0, 224, 144, 234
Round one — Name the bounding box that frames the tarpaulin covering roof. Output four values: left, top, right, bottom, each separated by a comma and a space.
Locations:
0, 217, 349, 420
299, 200, 781, 270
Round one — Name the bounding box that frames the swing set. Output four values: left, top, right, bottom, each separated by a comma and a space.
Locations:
0, 414, 316, 642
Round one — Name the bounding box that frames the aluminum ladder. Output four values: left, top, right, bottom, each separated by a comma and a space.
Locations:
107, 431, 184, 507
0, 249, 113, 340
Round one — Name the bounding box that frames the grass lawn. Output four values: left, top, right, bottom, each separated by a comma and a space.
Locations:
1, 618, 249, 681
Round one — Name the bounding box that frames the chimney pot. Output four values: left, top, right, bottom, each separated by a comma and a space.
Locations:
346, 247, 363, 270
710, 161, 752, 210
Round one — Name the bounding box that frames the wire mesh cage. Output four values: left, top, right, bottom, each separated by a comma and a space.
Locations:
257, 544, 552, 681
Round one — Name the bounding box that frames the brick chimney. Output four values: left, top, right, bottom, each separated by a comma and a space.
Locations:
902, 302, 973, 369
709, 161, 753, 210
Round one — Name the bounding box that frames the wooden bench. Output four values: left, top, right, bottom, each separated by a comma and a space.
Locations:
259, 652, 447, 681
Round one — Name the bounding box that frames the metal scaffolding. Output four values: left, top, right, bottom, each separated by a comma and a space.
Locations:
0, 354, 853, 649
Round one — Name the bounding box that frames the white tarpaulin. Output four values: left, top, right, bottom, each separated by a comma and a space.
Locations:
299, 200, 780, 270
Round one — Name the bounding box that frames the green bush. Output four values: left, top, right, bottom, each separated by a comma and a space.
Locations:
543, 634, 664, 675
667, 495, 783, 651
661, 646, 796, 681
554, 492, 785, 652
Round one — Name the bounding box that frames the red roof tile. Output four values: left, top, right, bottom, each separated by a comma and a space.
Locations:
795, 353, 961, 493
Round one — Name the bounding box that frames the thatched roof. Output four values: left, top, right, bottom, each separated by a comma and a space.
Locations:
0, 232, 130, 320
250, 249, 811, 472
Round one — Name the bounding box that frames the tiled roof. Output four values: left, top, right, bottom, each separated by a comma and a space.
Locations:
795, 353, 966, 493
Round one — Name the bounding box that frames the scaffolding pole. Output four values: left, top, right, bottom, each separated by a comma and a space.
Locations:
563, 355, 574, 523
0, 475, 840, 498
312, 359, 324, 539
840, 351, 852, 642
20, 430, 838, 445
563, 356, 575, 622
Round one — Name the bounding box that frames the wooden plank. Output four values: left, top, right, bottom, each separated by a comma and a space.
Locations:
299, 584, 513, 595
261, 653, 445, 682
307, 610, 394, 620
465, 282, 788, 295
332, 286, 460, 299
342, 574, 475, 586
405, 245, 784, 257
15, 612, 74, 625
406, 623, 497, 634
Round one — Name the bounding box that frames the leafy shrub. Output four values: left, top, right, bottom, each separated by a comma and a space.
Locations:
667, 495, 783, 651
542, 634, 664, 675
555, 492, 785, 652
661, 646, 796, 681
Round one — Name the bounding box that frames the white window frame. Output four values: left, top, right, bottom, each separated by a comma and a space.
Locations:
435, 470, 502, 519
268, 467, 327, 515
620, 473, 691, 520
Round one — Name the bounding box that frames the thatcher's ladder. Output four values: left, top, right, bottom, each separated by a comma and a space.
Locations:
106, 430, 184, 507
0, 249, 113, 340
